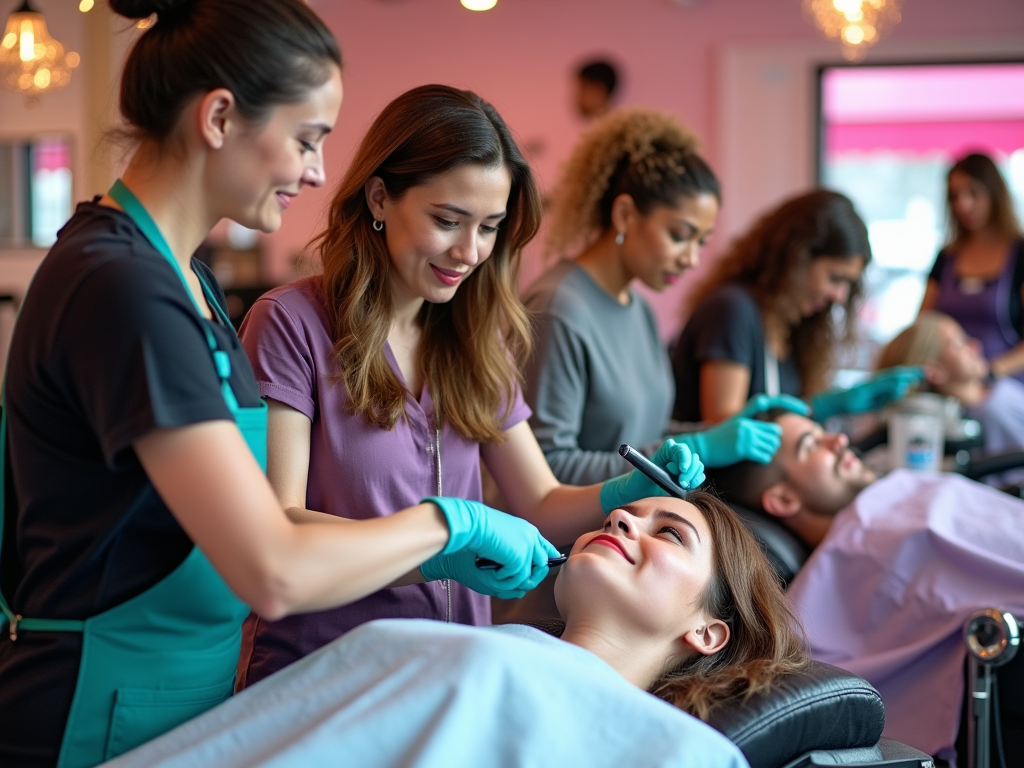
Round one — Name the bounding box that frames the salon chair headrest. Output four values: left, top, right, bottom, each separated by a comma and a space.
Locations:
730, 504, 810, 586
704, 659, 885, 768
522, 622, 885, 768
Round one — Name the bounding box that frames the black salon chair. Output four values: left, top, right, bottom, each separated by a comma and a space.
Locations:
720, 495, 1023, 768
527, 619, 932, 768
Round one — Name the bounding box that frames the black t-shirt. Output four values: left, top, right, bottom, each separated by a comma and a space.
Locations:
0, 202, 260, 767
927, 239, 1024, 335
671, 283, 802, 422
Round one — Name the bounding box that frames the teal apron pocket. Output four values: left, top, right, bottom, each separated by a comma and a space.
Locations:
104, 676, 235, 760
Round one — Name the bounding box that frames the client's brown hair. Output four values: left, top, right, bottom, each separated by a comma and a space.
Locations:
649, 490, 807, 721
875, 311, 949, 372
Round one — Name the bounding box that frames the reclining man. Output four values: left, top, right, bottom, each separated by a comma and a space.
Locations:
706, 410, 1024, 761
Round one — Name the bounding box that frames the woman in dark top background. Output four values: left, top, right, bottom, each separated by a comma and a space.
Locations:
919, 152, 1024, 382
672, 190, 921, 425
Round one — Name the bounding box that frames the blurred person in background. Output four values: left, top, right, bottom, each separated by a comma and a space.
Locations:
878, 310, 1024, 459
919, 152, 1024, 382
575, 59, 620, 120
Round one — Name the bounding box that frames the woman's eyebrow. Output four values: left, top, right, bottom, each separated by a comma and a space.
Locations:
654, 509, 701, 544
431, 203, 507, 220
671, 219, 703, 236
301, 122, 332, 136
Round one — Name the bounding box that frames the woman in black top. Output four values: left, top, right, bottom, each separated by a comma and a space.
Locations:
672, 190, 921, 424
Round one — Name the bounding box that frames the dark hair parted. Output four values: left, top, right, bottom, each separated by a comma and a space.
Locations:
703, 408, 791, 513
546, 109, 720, 256
110, 0, 341, 143
947, 152, 1023, 247
688, 190, 870, 396
315, 84, 543, 442
649, 490, 807, 721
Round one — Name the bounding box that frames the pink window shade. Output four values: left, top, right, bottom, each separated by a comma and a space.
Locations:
827, 119, 1024, 156
822, 63, 1024, 157
33, 137, 71, 172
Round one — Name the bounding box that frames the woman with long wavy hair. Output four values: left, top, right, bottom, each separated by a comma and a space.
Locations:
671, 190, 921, 425
236, 85, 703, 687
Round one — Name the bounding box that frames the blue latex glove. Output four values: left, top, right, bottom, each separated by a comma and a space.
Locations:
599, 439, 705, 514
419, 496, 558, 597
809, 366, 925, 422
674, 418, 780, 467
674, 394, 811, 466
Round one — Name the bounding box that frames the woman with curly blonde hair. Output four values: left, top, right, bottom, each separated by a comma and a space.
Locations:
236, 86, 704, 685
523, 109, 804, 491
671, 189, 922, 425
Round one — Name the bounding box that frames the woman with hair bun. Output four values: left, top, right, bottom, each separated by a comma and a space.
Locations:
236, 87, 704, 687
523, 109, 802, 491
672, 189, 922, 426
0, 4, 552, 767
919, 152, 1024, 381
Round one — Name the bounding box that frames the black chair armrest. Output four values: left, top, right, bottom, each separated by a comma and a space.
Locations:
706, 660, 886, 768
956, 451, 1024, 481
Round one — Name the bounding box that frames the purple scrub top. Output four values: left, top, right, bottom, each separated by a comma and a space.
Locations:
235, 277, 531, 687
935, 243, 1024, 384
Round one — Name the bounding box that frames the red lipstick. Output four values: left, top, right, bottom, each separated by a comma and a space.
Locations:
586, 534, 634, 564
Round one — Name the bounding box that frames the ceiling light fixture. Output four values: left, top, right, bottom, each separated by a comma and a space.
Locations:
803, 0, 903, 62
461, 0, 497, 11
0, 0, 78, 98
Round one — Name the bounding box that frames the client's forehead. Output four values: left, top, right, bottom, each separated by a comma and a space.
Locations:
624, 496, 696, 517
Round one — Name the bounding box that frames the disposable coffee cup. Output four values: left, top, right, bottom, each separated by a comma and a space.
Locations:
888, 394, 945, 472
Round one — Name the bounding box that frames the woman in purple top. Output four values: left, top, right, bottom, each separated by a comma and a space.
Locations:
919, 153, 1024, 382
237, 85, 704, 687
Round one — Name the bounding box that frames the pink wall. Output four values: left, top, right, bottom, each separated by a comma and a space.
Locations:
222, 0, 1024, 335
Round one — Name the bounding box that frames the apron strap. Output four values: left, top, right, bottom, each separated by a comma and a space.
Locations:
110, 180, 240, 413
0, 407, 86, 639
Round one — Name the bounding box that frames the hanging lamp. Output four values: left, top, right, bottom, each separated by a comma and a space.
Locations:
0, 0, 79, 97
803, 0, 903, 62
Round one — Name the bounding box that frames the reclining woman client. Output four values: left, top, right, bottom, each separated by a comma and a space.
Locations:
106, 492, 808, 768
878, 310, 1024, 457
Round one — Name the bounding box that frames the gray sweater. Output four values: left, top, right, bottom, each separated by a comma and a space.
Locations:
523, 260, 675, 485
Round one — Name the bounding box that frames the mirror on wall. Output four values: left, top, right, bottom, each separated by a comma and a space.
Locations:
0, 134, 73, 249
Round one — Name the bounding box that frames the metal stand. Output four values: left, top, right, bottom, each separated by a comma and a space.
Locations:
964, 609, 1020, 768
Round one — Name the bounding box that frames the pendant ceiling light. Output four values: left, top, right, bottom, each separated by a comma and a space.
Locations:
803, 0, 903, 61
0, 0, 79, 97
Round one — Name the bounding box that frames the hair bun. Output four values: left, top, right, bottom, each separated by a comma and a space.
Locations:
109, 0, 192, 21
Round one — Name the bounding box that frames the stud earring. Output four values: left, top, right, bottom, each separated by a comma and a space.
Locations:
372, 219, 384, 232
615, 231, 625, 245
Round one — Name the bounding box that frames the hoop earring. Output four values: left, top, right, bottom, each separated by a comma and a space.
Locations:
372, 219, 384, 232
615, 231, 625, 245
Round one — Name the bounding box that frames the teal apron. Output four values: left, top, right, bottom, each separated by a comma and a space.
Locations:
0, 180, 266, 768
